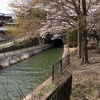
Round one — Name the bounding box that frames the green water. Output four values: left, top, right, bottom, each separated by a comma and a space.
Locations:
0, 48, 63, 100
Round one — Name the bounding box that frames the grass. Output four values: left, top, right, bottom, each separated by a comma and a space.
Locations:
36, 91, 45, 97
36, 83, 56, 97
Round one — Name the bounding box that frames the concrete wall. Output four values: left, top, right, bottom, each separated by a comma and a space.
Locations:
0, 45, 51, 69
0, 38, 39, 53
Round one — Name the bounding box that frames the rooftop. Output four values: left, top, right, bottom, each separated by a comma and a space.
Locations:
0, 13, 12, 17
0, 13, 4, 16
0, 27, 8, 31
4, 14, 12, 17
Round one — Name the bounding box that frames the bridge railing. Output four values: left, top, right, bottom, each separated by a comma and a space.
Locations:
52, 54, 70, 83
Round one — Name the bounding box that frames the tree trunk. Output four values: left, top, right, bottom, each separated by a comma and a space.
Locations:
81, 0, 88, 64
82, 29, 88, 64
77, 0, 82, 58
78, 27, 82, 58
77, 16, 82, 58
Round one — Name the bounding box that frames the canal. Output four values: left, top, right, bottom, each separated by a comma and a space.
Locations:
0, 48, 63, 100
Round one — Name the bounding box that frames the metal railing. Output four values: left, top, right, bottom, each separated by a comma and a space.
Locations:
52, 54, 70, 83
46, 75, 72, 100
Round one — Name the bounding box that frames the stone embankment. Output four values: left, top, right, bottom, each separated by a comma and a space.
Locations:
0, 45, 51, 69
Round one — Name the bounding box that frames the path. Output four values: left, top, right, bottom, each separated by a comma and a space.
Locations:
70, 49, 100, 100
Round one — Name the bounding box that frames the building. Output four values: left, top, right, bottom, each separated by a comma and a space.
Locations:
0, 13, 13, 26
0, 13, 14, 41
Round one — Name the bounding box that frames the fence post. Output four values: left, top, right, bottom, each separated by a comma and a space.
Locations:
52, 65, 54, 82
68, 54, 70, 65
60, 60, 62, 74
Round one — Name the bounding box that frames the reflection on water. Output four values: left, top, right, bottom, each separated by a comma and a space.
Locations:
0, 48, 63, 100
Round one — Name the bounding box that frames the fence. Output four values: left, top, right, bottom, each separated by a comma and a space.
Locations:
52, 54, 70, 83
46, 75, 72, 100
46, 54, 71, 100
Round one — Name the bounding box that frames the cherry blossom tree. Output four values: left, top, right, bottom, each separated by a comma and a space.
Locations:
31, 0, 100, 64
9, 0, 100, 63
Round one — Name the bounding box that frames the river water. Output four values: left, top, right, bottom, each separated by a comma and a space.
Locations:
0, 48, 63, 100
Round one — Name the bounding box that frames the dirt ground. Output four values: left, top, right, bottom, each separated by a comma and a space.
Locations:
70, 49, 100, 100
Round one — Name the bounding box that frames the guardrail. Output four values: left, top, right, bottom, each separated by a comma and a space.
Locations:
46, 74, 72, 100
52, 54, 70, 83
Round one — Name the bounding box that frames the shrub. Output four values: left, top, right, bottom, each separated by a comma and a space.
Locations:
67, 29, 77, 47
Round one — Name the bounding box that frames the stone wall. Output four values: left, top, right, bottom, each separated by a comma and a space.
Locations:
0, 38, 39, 53
0, 45, 51, 69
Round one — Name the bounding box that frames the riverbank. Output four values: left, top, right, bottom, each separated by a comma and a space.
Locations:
0, 45, 51, 68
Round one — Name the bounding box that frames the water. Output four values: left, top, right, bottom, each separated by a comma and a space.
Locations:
0, 48, 63, 100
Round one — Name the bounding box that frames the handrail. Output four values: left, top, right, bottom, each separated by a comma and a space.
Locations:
52, 54, 70, 83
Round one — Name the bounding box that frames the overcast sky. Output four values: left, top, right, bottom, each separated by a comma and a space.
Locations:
0, 0, 12, 14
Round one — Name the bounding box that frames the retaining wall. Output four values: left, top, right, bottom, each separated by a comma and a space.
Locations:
0, 45, 51, 69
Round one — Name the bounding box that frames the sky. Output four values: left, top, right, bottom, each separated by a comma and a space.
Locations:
0, 0, 12, 14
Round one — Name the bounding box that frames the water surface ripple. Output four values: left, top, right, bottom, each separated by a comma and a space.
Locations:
0, 48, 63, 100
